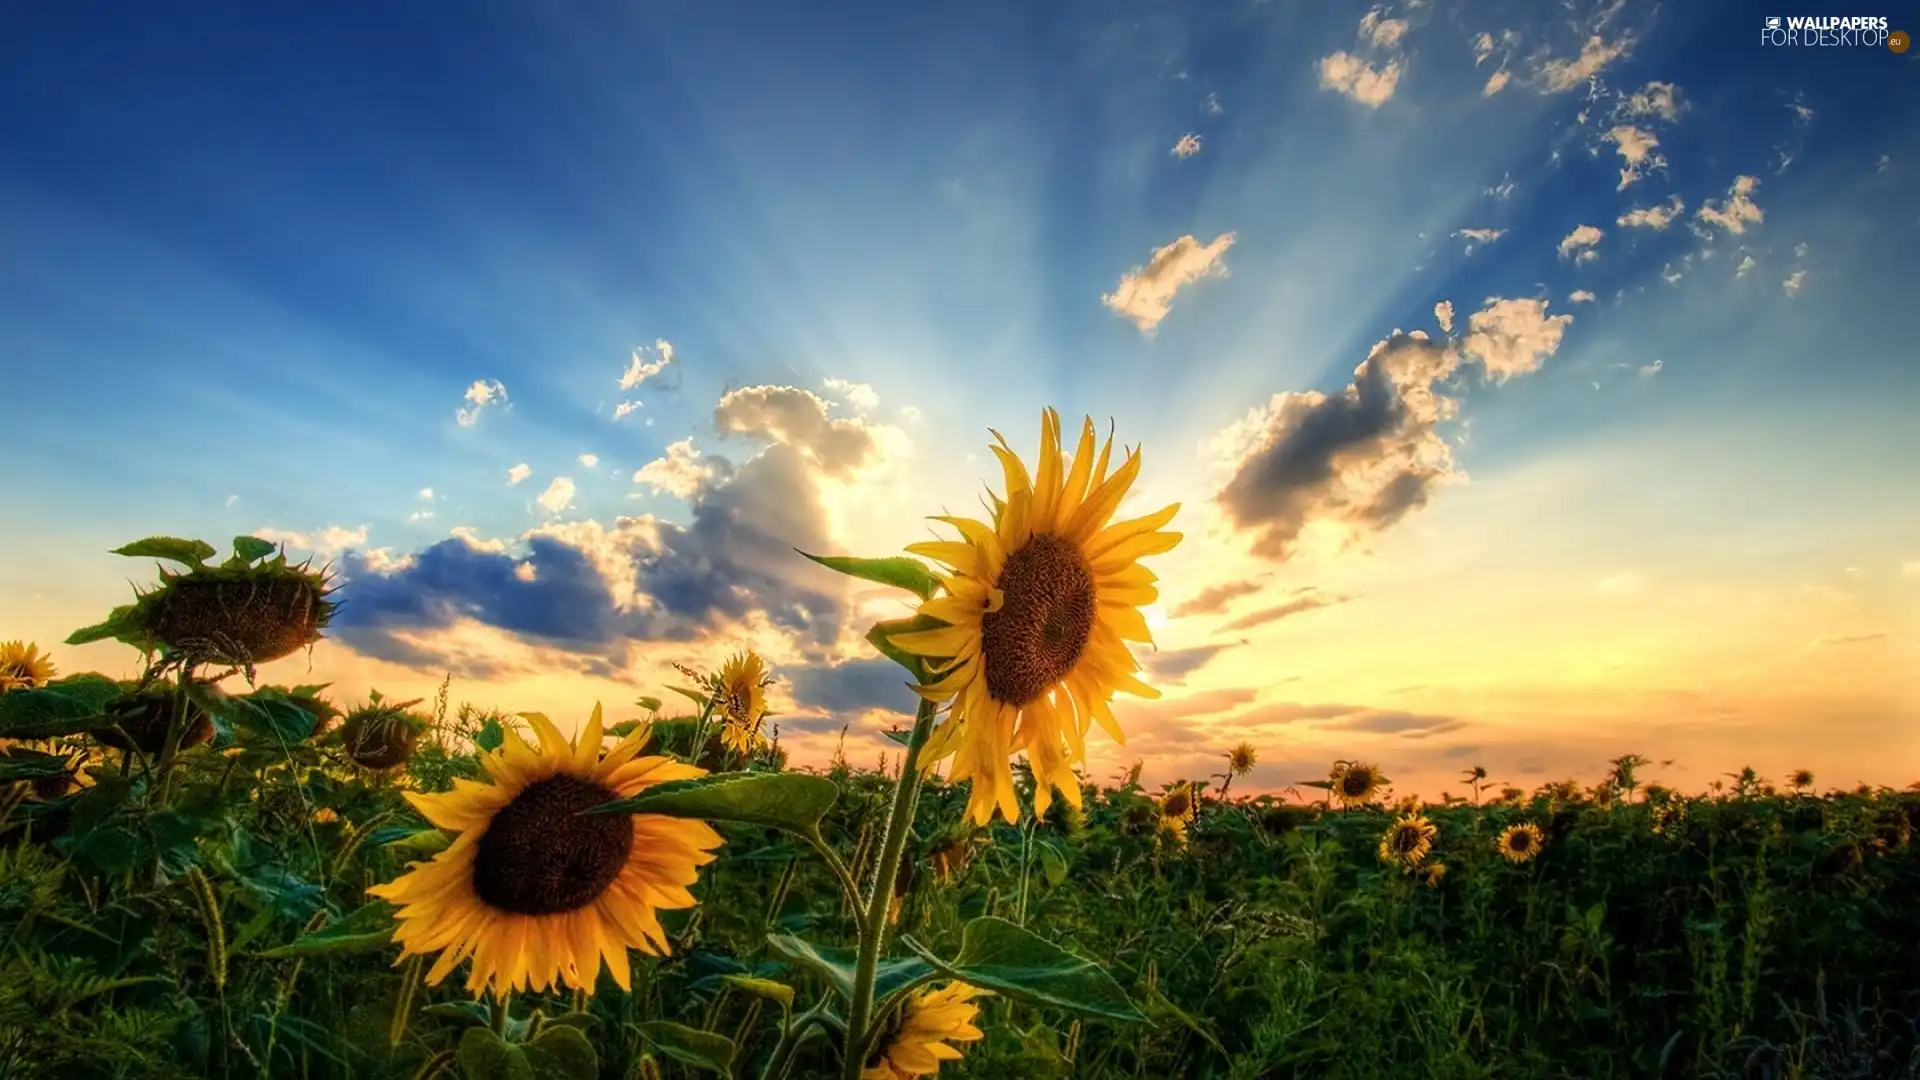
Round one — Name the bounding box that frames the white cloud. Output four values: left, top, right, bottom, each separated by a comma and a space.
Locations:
513, 561, 538, 583
1557, 224, 1604, 262
1793, 241, 1809, 259
1434, 300, 1454, 334
1483, 176, 1515, 200
1783, 269, 1805, 297
1639, 359, 1663, 376
1472, 31, 1497, 63
632, 438, 716, 499
579, 453, 600, 469
252, 524, 370, 555
1736, 254, 1757, 277
1360, 8, 1409, 48
1617, 195, 1684, 230
417, 487, 434, 500
619, 340, 676, 390
1203, 92, 1224, 116
1619, 80, 1684, 122
900, 405, 922, 422
536, 477, 576, 515
1171, 132, 1204, 159
1696, 175, 1764, 236
1460, 297, 1574, 381
1569, 289, 1596, 303
1660, 262, 1683, 286
1318, 52, 1402, 108
1537, 33, 1633, 93
507, 463, 532, 485
1454, 227, 1506, 254
456, 379, 508, 427
1605, 125, 1665, 189
715, 386, 886, 478
224, 494, 239, 507
1101, 232, 1237, 334
449, 526, 508, 554
408, 509, 434, 523
613, 400, 643, 421
822, 377, 881, 412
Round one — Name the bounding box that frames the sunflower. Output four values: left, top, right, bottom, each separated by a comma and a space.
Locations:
1157, 782, 1198, 846
1789, 769, 1815, 790
0, 641, 56, 692
713, 651, 772, 756
1227, 742, 1258, 777
1418, 861, 1449, 888
893, 409, 1181, 825
1496, 822, 1545, 864
1330, 761, 1386, 806
368, 706, 722, 997
862, 982, 989, 1079
1378, 813, 1438, 868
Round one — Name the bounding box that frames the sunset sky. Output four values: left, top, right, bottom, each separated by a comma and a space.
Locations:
3, 0, 1915, 800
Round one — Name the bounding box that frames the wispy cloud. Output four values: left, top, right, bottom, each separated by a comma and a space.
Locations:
1318, 52, 1402, 108
507, 463, 532, 485
456, 379, 508, 427
1102, 232, 1237, 335
1695, 175, 1764, 236
536, 477, 576, 515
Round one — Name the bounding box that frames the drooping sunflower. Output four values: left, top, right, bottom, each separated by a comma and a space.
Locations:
862, 982, 989, 1080
340, 697, 430, 770
713, 651, 772, 756
1378, 812, 1438, 868
1330, 761, 1387, 806
1496, 822, 1545, 864
368, 706, 722, 997
894, 409, 1182, 825
1227, 742, 1258, 777
0, 641, 56, 692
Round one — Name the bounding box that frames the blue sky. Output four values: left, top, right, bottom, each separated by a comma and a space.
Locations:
3, 0, 1915, 797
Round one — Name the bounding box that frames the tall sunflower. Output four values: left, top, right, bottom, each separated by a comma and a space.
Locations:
1378, 813, 1438, 868
0, 641, 55, 692
894, 409, 1182, 825
368, 706, 722, 996
1330, 761, 1387, 807
863, 982, 989, 1079
1227, 742, 1258, 777
1496, 822, 1545, 864
714, 651, 772, 756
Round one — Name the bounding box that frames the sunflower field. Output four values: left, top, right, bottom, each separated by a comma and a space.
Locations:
2, 412, 1917, 1080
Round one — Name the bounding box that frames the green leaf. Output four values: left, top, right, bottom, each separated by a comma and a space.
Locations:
475, 717, 506, 752
591, 773, 840, 839
522, 1025, 598, 1080
64, 605, 151, 648
765, 934, 931, 1004
383, 828, 452, 857
422, 1001, 493, 1030
69, 823, 141, 876
867, 614, 947, 683
1036, 838, 1070, 887
231, 536, 280, 564
900, 917, 1144, 1022
457, 1027, 532, 1080
111, 536, 216, 568
0, 674, 123, 738
720, 975, 795, 1011
635, 1021, 735, 1074
797, 551, 941, 600
634, 696, 663, 712
257, 900, 397, 958
668, 685, 713, 710
0, 748, 74, 783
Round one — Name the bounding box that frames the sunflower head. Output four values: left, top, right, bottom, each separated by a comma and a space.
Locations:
1156, 783, 1198, 847
97, 544, 338, 670
0, 641, 56, 692
1331, 761, 1386, 805
1497, 822, 1545, 863
93, 680, 215, 756
1227, 742, 1258, 777
891, 409, 1182, 826
714, 651, 770, 727
369, 705, 723, 997
313, 807, 340, 824
863, 982, 989, 1080
1418, 861, 1449, 888
1121, 799, 1158, 835
1378, 813, 1438, 868
1790, 769, 1815, 789
340, 697, 430, 770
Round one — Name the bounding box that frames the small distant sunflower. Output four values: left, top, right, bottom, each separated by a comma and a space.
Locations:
1378, 813, 1438, 868
1418, 861, 1449, 888
1330, 761, 1387, 806
1789, 769, 1815, 790
1157, 782, 1199, 846
893, 409, 1182, 825
863, 982, 989, 1080
0, 641, 56, 692
313, 807, 340, 824
340, 697, 430, 770
1228, 742, 1258, 776
369, 706, 723, 997
713, 651, 772, 756
1497, 822, 1545, 864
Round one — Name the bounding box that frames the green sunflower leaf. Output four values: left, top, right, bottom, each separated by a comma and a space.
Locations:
765, 934, 931, 1004
475, 716, 506, 752
0, 748, 74, 783
522, 1024, 598, 1080
796, 551, 941, 601
720, 974, 796, 1011
0, 674, 124, 739
866, 613, 947, 684
382, 828, 452, 857
257, 900, 398, 958
592, 773, 840, 841
635, 1021, 735, 1074
899, 916, 1145, 1022
667, 685, 713, 711
230, 535, 281, 564
110, 536, 217, 569
457, 1027, 532, 1080
64, 605, 150, 648
634, 695, 663, 712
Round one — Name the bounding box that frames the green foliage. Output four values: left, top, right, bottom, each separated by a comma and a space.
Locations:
796, 551, 942, 600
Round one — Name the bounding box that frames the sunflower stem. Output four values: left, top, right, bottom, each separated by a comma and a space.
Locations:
488, 991, 510, 1038
840, 697, 936, 1080
153, 664, 196, 806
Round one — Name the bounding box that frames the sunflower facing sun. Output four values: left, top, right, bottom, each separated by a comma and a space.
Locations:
1378, 813, 1439, 868
894, 409, 1182, 825
0, 640, 56, 692
714, 650, 772, 757
368, 706, 722, 997
1497, 822, 1546, 864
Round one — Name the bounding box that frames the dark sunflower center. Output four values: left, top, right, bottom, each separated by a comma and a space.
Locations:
1392, 827, 1422, 854
473, 774, 634, 916
980, 534, 1096, 707
1341, 771, 1374, 797
1509, 831, 1532, 851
